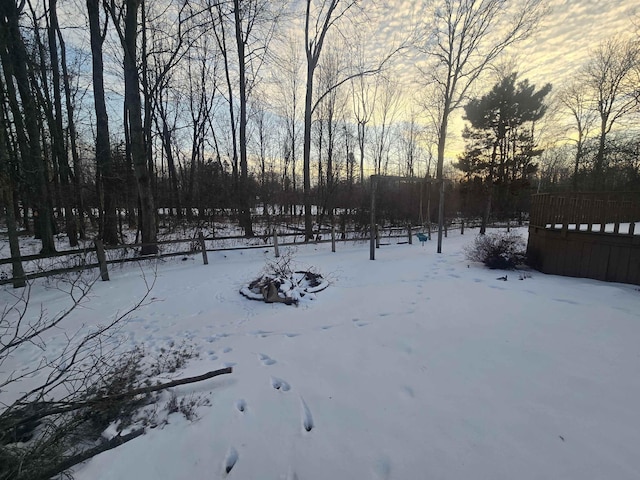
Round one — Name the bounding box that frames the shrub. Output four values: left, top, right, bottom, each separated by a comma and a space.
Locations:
465, 231, 526, 269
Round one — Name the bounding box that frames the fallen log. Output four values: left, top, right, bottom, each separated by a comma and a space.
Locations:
4, 367, 233, 432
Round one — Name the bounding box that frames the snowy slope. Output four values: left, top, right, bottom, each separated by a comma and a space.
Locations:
2, 227, 639, 480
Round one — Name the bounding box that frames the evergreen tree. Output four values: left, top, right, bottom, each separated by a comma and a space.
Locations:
455, 73, 551, 226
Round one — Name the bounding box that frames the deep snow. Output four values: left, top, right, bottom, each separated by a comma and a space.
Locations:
2, 227, 640, 479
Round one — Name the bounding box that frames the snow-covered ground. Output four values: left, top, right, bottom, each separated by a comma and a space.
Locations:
2, 227, 640, 480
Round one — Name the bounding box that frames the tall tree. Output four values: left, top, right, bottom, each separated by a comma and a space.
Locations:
46, 0, 79, 247
87, 0, 119, 244
557, 81, 597, 191
583, 38, 640, 190
421, 0, 547, 252
302, 0, 397, 240
107, 0, 158, 254
0, 0, 56, 253
455, 73, 551, 226
0, 74, 26, 287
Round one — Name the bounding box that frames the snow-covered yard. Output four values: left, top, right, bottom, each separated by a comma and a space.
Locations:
2, 227, 639, 479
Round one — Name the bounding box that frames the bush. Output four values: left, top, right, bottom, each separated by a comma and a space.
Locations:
465, 231, 526, 269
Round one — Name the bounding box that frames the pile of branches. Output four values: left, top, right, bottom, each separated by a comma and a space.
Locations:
239, 251, 329, 305
0, 276, 231, 480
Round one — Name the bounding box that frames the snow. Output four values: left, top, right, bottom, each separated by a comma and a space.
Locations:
2, 227, 640, 479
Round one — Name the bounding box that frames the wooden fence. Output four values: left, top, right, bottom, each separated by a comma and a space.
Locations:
527, 193, 640, 285
0, 226, 423, 288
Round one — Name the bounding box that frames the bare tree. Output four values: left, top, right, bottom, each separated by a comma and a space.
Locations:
0, 0, 56, 253
0, 75, 26, 287
350, 47, 377, 184
370, 77, 400, 176
302, 0, 400, 240
87, 0, 119, 245
271, 34, 303, 212
557, 81, 597, 191
583, 37, 640, 190
420, 0, 548, 251
106, 0, 158, 254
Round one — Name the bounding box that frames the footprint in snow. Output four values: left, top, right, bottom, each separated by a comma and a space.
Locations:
258, 353, 276, 365
223, 447, 239, 475
374, 456, 392, 480
235, 399, 247, 413
400, 385, 415, 398
300, 397, 314, 432
271, 376, 291, 392
222, 347, 233, 353
250, 330, 272, 338
355, 322, 369, 327
553, 298, 579, 305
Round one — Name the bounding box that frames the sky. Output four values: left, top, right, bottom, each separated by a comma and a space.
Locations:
380, 0, 638, 90
3, 227, 640, 479
52, 0, 638, 169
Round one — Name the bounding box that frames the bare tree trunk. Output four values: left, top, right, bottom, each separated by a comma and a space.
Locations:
233, 0, 254, 237
56, 17, 87, 239
87, 0, 119, 245
0, 79, 26, 287
48, 0, 79, 247
123, 0, 157, 254
0, 0, 56, 253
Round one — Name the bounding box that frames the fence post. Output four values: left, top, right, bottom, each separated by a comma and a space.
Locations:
273, 229, 280, 258
444, 223, 448, 238
198, 232, 209, 265
94, 240, 110, 281
408, 224, 412, 244
375, 224, 380, 249
331, 225, 336, 252
460, 220, 464, 235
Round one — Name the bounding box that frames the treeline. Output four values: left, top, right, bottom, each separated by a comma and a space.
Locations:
0, 0, 638, 261
454, 37, 640, 224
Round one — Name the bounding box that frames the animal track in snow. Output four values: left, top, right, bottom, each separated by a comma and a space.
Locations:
401, 386, 415, 398
258, 353, 276, 365
355, 321, 369, 327
300, 397, 314, 432
235, 399, 247, 413
222, 347, 233, 353
374, 456, 392, 479
250, 329, 272, 338
489, 285, 506, 291
554, 298, 579, 305
271, 376, 291, 391
223, 447, 239, 475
